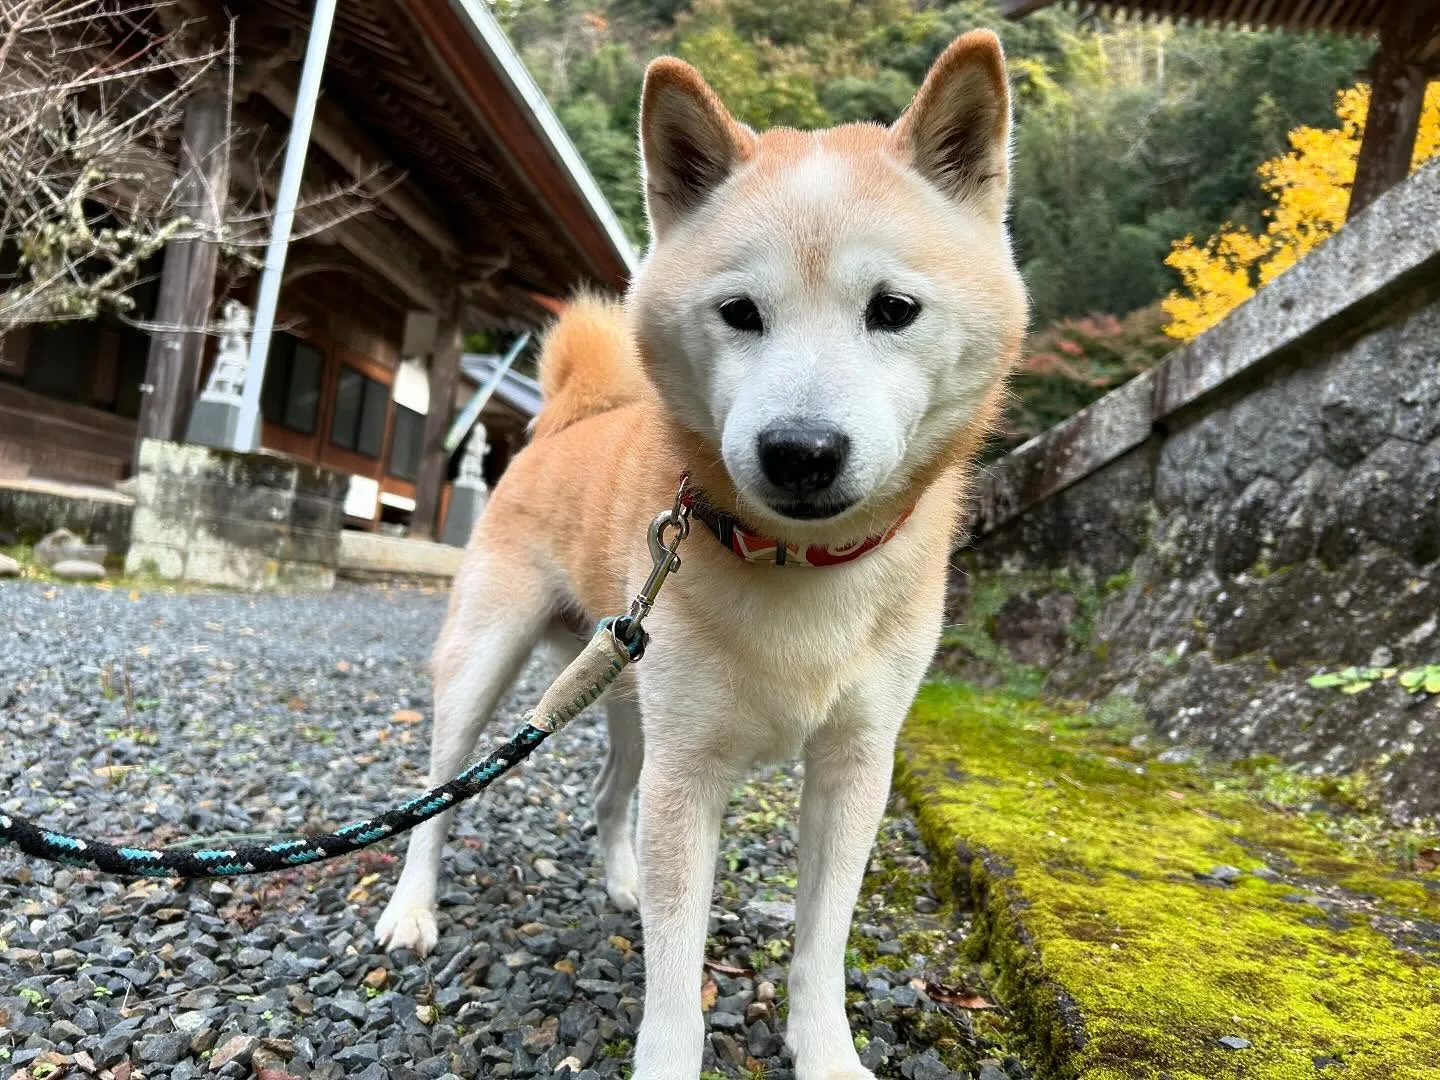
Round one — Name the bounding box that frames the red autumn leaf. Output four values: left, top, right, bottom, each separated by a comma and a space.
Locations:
1417, 848, 1440, 872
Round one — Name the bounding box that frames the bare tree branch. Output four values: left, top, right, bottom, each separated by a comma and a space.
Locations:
0, 0, 384, 336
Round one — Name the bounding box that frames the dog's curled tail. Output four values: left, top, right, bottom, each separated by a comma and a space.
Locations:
533, 292, 648, 439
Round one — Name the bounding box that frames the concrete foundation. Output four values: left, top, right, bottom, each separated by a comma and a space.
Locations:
125, 439, 346, 590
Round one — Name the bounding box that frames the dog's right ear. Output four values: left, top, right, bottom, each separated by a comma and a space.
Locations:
640, 58, 754, 239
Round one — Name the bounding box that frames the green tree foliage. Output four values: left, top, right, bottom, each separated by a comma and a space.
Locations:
995, 304, 1173, 456
501, 0, 1368, 323
497, 0, 1370, 438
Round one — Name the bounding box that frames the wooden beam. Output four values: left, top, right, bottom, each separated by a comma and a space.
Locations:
135, 86, 230, 466
411, 299, 464, 540
230, 149, 454, 315
998, 0, 1056, 16
260, 78, 462, 261
324, 216, 445, 311
1347, 5, 1438, 219
393, 0, 632, 291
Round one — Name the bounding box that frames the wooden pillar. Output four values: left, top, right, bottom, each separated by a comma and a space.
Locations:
411, 299, 464, 540
1347, 8, 1436, 220
135, 86, 231, 465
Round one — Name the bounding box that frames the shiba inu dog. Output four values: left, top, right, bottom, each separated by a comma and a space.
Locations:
375, 29, 1027, 1079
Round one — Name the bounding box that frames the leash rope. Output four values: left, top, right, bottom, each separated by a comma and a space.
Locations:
0, 479, 694, 881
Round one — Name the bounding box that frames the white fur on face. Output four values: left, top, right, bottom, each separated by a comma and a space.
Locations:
635, 143, 1019, 530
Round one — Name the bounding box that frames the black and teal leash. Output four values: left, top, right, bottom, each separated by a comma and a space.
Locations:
0, 617, 646, 880
0, 478, 697, 882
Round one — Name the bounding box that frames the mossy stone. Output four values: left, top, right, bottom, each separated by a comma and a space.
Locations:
897, 681, 1440, 1080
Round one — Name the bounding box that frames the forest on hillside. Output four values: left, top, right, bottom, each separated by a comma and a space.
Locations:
497, 0, 1373, 447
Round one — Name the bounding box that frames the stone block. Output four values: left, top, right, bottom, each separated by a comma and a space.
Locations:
125, 544, 185, 580
126, 439, 343, 592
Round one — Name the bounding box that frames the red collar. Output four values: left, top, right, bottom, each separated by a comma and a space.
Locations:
679, 487, 911, 566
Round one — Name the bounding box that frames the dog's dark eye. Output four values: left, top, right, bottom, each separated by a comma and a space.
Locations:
719, 297, 764, 334
866, 293, 920, 332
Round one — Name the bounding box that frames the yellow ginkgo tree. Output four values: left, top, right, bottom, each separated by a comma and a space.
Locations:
1163, 82, 1440, 341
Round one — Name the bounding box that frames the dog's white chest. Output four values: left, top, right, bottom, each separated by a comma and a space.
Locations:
643, 545, 935, 763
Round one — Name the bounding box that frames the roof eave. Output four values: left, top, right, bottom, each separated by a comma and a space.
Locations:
999, 0, 1058, 16
445, 0, 638, 283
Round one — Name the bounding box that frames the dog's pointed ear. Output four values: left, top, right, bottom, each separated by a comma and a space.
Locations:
640, 57, 755, 238
889, 31, 1011, 217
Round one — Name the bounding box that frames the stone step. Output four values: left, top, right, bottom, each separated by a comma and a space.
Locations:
896, 681, 1440, 1079
337, 529, 464, 582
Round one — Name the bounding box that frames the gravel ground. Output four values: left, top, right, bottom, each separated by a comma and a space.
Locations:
1, 580, 1032, 1080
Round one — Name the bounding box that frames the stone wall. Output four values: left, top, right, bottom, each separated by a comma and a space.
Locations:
0, 478, 134, 554
949, 161, 1440, 820
126, 439, 346, 590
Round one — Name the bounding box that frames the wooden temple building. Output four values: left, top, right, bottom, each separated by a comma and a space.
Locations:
0, 0, 634, 537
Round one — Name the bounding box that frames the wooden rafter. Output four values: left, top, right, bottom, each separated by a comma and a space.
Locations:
259, 77, 461, 262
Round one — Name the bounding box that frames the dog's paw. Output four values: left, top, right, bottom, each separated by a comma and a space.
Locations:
799, 1070, 875, 1080
606, 875, 640, 912
374, 900, 439, 956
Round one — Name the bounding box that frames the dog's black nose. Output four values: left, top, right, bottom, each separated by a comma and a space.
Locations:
757, 425, 850, 497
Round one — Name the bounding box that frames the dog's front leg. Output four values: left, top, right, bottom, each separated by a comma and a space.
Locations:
787, 720, 896, 1080
631, 749, 733, 1078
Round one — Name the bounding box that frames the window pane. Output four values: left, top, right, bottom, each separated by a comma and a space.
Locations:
357, 376, 389, 458
388, 406, 424, 481
284, 343, 322, 433
331, 366, 362, 450
260, 336, 294, 427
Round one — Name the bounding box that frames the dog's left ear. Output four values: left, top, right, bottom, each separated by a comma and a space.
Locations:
889, 30, 1011, 218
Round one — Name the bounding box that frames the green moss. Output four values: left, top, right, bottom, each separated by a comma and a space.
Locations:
1219, 759, 1440, 871
896, 681, 1440, 1080
1, 543, 199, 593
1101, 568, 1136, 596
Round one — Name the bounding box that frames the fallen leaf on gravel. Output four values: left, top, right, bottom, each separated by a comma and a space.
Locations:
704, 959, 756, 978
288, 696, 306, 711
336, 660, 351, 672
700, 978, 718, 1011
1166, 790, 1186, 800
94, 765, 137, 778
392, 708, 423, 724
926, 980, 996, 1010
363, 967, 388, 989
129, 590, 140, 601
1417, 848, 1439, 872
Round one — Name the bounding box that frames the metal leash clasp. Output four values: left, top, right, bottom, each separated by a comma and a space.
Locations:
614, 475, 692, 654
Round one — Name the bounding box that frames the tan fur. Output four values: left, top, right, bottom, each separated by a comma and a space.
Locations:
532, 292, 650, 439
378, 30, 1028, 1080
